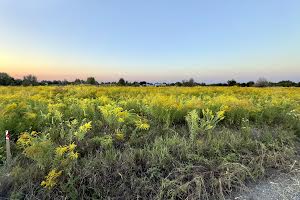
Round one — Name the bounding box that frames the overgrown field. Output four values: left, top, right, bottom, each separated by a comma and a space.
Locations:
0, 86, 299, 199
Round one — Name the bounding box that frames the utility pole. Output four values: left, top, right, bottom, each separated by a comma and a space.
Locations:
5, 130, 12, 166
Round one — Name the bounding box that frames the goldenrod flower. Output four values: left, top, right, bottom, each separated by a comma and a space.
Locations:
115, 132, 125, 141
17, 132, 32, 148
79, 121, 92, 132
135, 119, 150, 130
41, 169, 62, 189
55, 146, 68, 156
68, 143, 77, 151
30, 131, 39, 136
69, 151, 79, 160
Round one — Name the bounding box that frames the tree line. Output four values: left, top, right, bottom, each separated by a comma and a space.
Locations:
0, 72, 299, 87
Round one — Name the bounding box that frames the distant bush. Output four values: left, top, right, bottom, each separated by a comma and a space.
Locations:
118, 78, 126, 86
22, 74, 38, 86
255, 77, 269, 87
0, 73, 14, 86
227, 79, 237, 86
182, 78, 195, 87
86, 77, 98, 85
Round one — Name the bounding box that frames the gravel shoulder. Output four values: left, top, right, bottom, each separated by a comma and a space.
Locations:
232, 168, 300, 200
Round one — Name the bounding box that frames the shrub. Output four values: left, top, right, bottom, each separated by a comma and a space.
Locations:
186, 108, 225, 140
255, 77, 269, 87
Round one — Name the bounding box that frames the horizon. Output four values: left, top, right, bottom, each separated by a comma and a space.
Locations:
2, 72, 299, 85
1, 0, 300, 83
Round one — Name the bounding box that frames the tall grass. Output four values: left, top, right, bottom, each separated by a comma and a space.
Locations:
0, 86, 299, 199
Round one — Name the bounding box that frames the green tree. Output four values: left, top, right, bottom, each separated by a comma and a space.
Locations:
255, 77, 269, 87
175, 82, 183, 86
182, 78, 195, 87
276, 80, 296, 87
246, 81, 255, 87
118, 78, 126, 86
74, 79, 82, 85
22, 74, 38, 86
0, 72, 14, 85
86, 77, 97, 85
227, 79, 237, 86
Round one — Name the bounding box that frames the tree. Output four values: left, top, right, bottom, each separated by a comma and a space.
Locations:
22, 74, 38, 86
276, 80, 296, 87
132, 81, 140, 87
40, 80, 49, 86
87, 77, 97, 85
74, 79, 82, 85
227, 79, 237, 86
118, 78, 126, 86
62, 79, 69, 85
239, 83, 247, 87
14, 79, 23, 86
0, 72, 14, 85
255, 77, 269, 87
188, 78, 195, 86
246, 81, 255, 87
175, 82, 183, 86
182, 78, 195, 87
139, 81, 147, 86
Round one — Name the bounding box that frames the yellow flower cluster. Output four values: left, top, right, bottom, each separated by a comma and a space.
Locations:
135, 119, 150, 130
55, 146, 68, 156
55, 143, 79, 160
79, 121, 92, 132
74, 121, 92, 141
41, 169, 63, 189
24, 112, 37, 120
99, 104, 130, 125
17, 132, 32, 148
115, 131, 125, 141
17, 131, 41, 148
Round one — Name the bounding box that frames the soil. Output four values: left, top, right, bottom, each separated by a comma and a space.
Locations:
232, 168, 300, 200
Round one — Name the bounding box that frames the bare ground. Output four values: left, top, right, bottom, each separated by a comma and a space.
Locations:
232, 167, 300, 200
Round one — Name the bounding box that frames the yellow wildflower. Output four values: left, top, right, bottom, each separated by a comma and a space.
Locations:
25, 112, 37, 120
17, 132, 32, 148
41, 169, 62, 189
69, 151, 79, 160
118, 117, 125, 123
135, 119, 150, 130
55, 146, 68, 156
30, 131, 39, 136
68, 143, 77, 151
79, 121, 92, 132
115, 131, 125, 141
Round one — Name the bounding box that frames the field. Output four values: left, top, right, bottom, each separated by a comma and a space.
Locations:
0, 86, 300, 199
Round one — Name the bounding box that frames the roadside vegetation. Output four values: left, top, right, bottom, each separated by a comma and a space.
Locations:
0, 86, 299, 199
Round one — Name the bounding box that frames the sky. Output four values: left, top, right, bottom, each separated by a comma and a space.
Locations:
0, 0, 299, 83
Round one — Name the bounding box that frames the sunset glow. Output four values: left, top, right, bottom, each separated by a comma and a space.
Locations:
0, 0, 299, 82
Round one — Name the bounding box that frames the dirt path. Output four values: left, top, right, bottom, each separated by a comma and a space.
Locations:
233, 169, 300, 200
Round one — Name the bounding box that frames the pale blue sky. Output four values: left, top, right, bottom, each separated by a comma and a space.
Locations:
0, 0, 299, 82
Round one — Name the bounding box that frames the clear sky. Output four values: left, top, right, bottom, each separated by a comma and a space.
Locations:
0, 0, 299, 83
